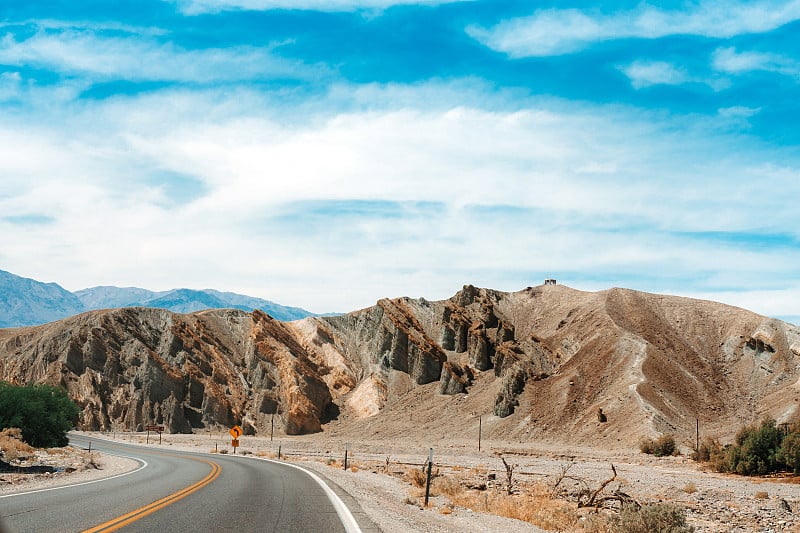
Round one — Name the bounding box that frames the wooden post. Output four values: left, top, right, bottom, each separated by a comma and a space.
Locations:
271, 413, 274, 442
478, 415, 482, 452
696, 418, 700, 453
278, 444, 282, 459
424, 448, 433, 507
146, 430, 150, 445
344, 443, 349, 471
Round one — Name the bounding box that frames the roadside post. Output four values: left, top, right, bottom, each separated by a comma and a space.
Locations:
424, 448, 433, 507
478, 415, 482, 452
344, 442, 349, 471
230, 425, 243, 454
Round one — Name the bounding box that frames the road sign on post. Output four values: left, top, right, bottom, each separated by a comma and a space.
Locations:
145, 425, 165, 445
230, 426, 243, 454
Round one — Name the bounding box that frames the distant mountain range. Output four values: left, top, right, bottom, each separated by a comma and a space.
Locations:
0, 270, 316, 328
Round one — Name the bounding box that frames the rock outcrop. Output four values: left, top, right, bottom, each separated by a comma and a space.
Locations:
2, 283, 800, 449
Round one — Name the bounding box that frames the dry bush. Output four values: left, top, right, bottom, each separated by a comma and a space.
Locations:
0, 427, 35, 461
754, 491, 769, 500
639, 434, 677, 457
683, 482, 697, 494
691, 436, 723, 463
403, 467, 427, 488
608, 503, 693, 533
447, 482, 584, 531
432, 476, 463, 498
350, 466, 359, 473
79, 451, 102, 470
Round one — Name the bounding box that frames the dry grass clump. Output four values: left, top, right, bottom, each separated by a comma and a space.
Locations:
442, 480, 586, 531
683, 482, 697, 494
754, 491, 769, 500
432, 476, 463, 498
403, 467, 428, 488
0, 427, 34, 461
639, 434, 677, 457
78, 451, 102, 470
608, 503, 694, 533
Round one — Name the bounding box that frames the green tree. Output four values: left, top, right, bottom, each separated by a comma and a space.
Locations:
0, 382, 80, 448
778, 431, 800, 474
721, 418, 786, 475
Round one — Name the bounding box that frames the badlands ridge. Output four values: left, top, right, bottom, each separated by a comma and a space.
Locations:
1, 284, 798, 450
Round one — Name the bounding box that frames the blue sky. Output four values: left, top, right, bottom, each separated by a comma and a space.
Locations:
1, 1, 799, 321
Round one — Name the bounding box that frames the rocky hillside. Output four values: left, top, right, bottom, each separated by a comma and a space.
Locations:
1, 284, 799, 448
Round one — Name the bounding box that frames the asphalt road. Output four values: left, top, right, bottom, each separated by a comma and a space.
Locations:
0, 435, 364, 533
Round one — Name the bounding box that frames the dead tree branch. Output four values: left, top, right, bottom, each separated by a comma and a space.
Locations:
579, 463, 617, 508
500, 456, 517, 495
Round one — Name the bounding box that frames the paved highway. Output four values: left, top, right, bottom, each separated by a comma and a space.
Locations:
1, 435, 371, 533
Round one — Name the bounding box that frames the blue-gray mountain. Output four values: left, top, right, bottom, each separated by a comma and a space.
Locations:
0, 269, 314, 327
0, 270, 84, 328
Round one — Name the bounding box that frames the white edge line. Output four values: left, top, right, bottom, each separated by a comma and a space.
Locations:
241, 455, 363, 533
58, 434, 362, 532
0, 454, 147, 500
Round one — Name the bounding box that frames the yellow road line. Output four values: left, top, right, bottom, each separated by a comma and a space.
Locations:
81, 458, 222, 533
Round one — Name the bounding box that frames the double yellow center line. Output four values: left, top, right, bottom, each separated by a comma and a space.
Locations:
82, 458, 222, 533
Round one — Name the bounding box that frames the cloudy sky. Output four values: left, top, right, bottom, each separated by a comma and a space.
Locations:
1, 1, 798, 321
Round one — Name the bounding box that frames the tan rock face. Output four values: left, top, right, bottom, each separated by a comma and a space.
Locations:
0, 308, 334, 436
1, 284, 799, 447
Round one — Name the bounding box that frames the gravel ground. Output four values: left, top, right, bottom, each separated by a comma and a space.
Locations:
0, 446, 139, 495
9, 432, 800, 532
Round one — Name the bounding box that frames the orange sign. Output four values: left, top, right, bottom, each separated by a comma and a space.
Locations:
229, 425, 243, 438
231, 439, 240, 448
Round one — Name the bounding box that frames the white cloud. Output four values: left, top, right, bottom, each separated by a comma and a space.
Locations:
713, 46, 800, 78
1, 82, 799, 314
0, 30, 320, 82
469, 1, 800, 57
619, 61, 689, 89
167, 0, 471, 15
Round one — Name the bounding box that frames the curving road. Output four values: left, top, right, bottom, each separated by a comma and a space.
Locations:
0, 435, 373, 533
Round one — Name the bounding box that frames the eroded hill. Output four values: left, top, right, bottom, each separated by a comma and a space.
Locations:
1, 284, 798, 448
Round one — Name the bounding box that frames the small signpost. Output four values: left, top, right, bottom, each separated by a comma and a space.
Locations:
145, 425, 165, 445
230, 425, 243, 454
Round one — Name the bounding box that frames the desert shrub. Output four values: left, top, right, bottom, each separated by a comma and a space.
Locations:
431, 476, 463, 498
609, 503, 694, 533
722, 418, 785, 475
404, 467, 427, 488
777, 431, 800, 474
691, 437, 723, 463
639, 434, 676, 457
0, 382, 80, 448
0, 427, 35, 461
